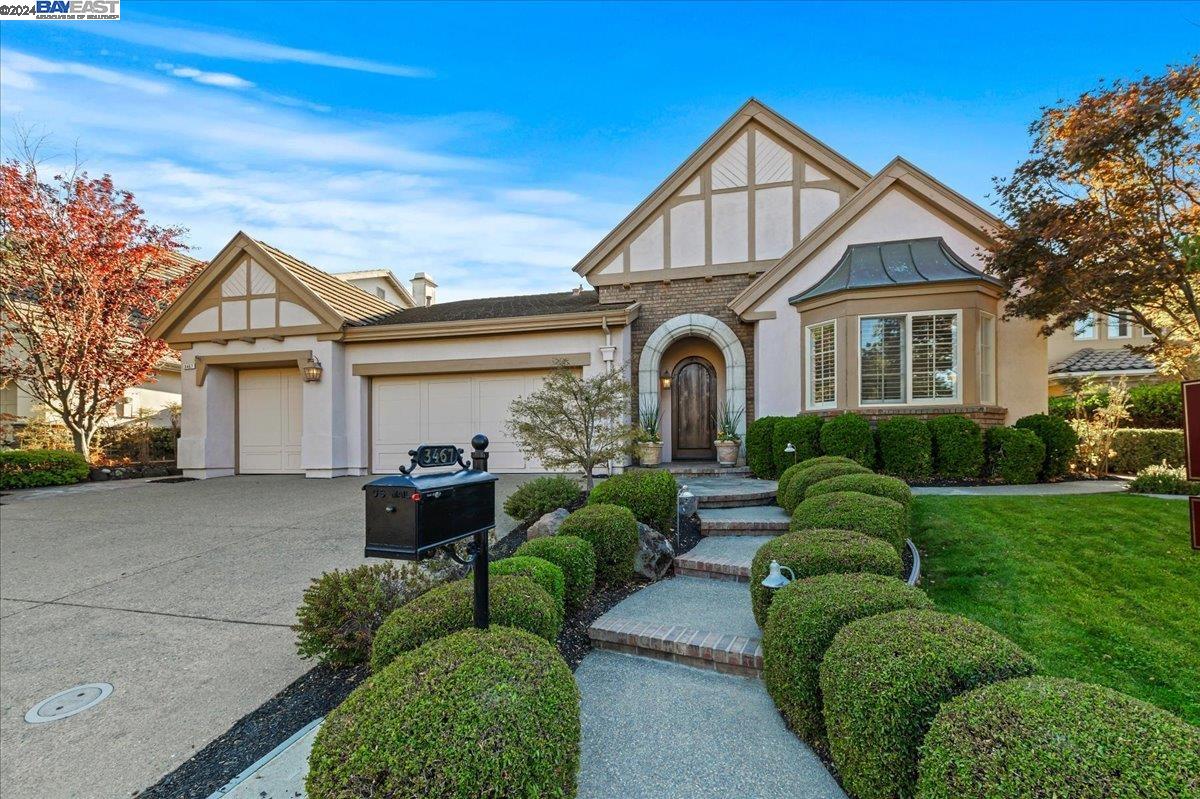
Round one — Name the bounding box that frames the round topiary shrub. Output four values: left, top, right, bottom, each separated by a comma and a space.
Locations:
819, 413, 875, 468
795, 455, 862, 471
516, 534, 596, 613
750, 529, 905, 628
763, 573, 932, 748
791, 490, 908, 551
489, 556, 565, 618
820, 609, 1038, 799
805, 472, 911, 508
986, 426, 1046, 484
308, 627, 580, 799
559, 503, 639, 586
773, 415, 825, 471
927, 414, 984, 479
791, 461, 872, 503
776, 463, 807, 510
370, 575, 560, 672
293, 563, 430, 668
502, 475, 581, 522
746, 415, 785, 478
916, 676, 1200, 799
1014, 413, 1079, 480
587, 469, 677, 533
876, 417, 932, 479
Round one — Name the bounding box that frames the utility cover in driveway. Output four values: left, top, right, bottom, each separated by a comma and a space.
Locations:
25, 683, 113, 724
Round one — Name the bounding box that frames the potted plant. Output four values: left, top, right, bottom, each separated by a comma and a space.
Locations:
636, 399, 663, 467
713, 402, 744, 466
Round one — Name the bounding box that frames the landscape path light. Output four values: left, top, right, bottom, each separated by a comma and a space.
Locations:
761, 559, 795, 591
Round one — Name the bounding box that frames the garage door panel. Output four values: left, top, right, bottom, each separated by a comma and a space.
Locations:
238, 368, 302, 474
372, 380, 421, 473
425, 379, 473, 444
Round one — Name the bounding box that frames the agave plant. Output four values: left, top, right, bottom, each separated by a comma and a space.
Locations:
713, 401, 744, 442
638, 398, 662, 443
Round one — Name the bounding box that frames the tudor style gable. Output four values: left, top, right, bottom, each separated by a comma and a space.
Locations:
575, 99, 869, 287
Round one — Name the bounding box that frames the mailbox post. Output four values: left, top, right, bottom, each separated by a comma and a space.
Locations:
363, 434, 497, 628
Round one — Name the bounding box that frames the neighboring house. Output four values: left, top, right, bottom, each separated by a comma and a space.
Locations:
1046, 312, 1161, 395
149, 99, 1047, 479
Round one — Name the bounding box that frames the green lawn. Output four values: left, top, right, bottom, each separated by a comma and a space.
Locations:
912, 493, 1199, 725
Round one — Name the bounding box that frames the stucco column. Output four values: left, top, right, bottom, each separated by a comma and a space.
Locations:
178, 353, 235, 479
301, 340, 350, 478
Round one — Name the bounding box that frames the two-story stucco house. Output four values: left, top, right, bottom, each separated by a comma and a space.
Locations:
148, 99, 1047, 478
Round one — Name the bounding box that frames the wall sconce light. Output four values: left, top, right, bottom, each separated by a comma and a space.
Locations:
660, 372, 672, 390
302, 356, 323, 382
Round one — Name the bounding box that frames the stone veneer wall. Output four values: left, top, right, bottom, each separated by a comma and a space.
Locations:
815, 405, 1009, 428
599, 275, 759, 425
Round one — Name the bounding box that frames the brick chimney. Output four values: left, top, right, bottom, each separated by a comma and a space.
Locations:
411, 272, 437, 306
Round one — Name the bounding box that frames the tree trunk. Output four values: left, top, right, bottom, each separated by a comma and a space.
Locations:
68, 425, 94, 462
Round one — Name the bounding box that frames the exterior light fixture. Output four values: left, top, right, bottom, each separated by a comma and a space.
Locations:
761, 560, 795, 591
302, 356, 323, 382
660, 371, 672, 390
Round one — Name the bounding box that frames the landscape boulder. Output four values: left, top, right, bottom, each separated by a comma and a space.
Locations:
635, 522, 674, 579
527, 508, 570, 540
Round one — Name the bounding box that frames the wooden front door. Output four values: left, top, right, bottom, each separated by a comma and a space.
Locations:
672, 356, 717, 460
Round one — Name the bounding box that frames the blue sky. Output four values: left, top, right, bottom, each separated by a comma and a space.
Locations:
1, 1, 1196, 300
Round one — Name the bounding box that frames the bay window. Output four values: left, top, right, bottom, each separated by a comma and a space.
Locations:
806, 320, 837, 409
859, 311, 960, 405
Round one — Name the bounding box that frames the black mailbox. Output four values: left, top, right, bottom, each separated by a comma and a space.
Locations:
363, 442, 498, 561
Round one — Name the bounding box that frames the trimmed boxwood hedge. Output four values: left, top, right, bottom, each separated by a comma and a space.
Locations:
490, 556, 565, 618
308, 627, 580, 799
1110, 428, 1185, 473
876, 417, 932, 479
0, 448, 90, 489
819, 412, 875, 468
750, 529, 905, 628
791, 490, 908, 552
746, 415, 785, 478
516, 535, 596, 613
928, 415, 984, 479
783, 462, 871, 510
1014, 413, 1079, 480
370, 575, 560, 672
779, 457, 864, 510
587, 468, 677, 533
763, 573, 932, 748
773, 415, 825, 473
559, 504, 639, 586
776, 463, 805, 510
820, 609, 1037, 799
502, 475, 581, 522
795, 455, 862, 471
916, 676, 1200, 799
986, 426, 1046, 484
804, 472, 911, 508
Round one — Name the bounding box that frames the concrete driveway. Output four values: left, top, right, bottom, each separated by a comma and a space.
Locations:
0, 473, 536, 799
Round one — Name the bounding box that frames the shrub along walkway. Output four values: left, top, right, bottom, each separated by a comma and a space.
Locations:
580, 476, 846, 799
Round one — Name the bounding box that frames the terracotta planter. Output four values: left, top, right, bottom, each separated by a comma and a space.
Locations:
714, 439, 739, 466
637, 441, 663, 467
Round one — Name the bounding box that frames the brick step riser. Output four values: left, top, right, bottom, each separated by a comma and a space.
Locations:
588, 618, 763, 677
699, 526, 787, 537
674, 563, 750, 582
696, 496, 778, 509
667, 468, 752, 477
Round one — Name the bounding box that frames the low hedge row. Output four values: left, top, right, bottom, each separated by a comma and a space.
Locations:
370, 575, 560, 672
783, 461, 870, 510
820, 609, 1038, 799
0, 448, 90, 489
820, 413, 875, 467
790, 490, 908, 552
587, 468, 676, 533
928, 415, 984, 479
308, 627, 580, 799
804, 472, 911, 508
985, 426, 1045, 484
774, 415, 825, 476
749, 529, 904, 627
1013, 413, 1077, 480
559, 503, 638, 586
746, 415, 784, 478
917, 676, 1200, 799
1109, 428, 1185, 474
876, 417, 932, 478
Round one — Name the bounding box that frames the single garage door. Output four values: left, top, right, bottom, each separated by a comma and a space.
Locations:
238, 368, 303, 474
372, 371, 550, 473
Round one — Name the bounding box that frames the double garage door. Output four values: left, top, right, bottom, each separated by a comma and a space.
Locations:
371, 371, 551, 473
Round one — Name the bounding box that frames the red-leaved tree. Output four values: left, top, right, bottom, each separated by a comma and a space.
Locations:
0, 155, 198, 459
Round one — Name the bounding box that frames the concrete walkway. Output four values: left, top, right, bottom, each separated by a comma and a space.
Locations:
911, 479, 1128, 496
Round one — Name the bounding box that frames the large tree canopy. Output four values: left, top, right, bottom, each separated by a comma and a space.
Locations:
0, 156, 197, 458
988, 59, 1199, 377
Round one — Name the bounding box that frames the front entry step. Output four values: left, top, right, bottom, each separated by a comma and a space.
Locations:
587, 577, 763, 675
660, 462, 751, 477
683, 477, 777, 508
698, 506, 790, 536
675, 536, 774, 582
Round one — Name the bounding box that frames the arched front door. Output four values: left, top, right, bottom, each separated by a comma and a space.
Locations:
672, 356, 717, 460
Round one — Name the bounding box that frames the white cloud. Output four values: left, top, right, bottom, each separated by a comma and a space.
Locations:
156, 62, 255, 89
1, 50, 169, 95
501, 188, 586, 205
86, 21, 432, 78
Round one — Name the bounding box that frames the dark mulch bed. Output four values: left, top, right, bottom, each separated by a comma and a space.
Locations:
135, 664, 366, 798
905, 473, 1101, 488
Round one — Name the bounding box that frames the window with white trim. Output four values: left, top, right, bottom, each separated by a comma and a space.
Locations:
806, 320, 837, 408
978, 312, 996, 405
1107, 313, 1131, 339
860, 311, 961, 405
1073, 312, 1097, 340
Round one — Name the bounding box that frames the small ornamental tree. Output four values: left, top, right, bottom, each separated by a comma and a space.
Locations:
0, 154, 197, 459
987, 60, 1200, 378
507, 362, 635, 489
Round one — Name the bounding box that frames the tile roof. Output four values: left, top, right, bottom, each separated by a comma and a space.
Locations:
790, 237, 999, 304
375, 289, 619, 326
1050, 347, 1157, 375
256, 241, 400, 326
